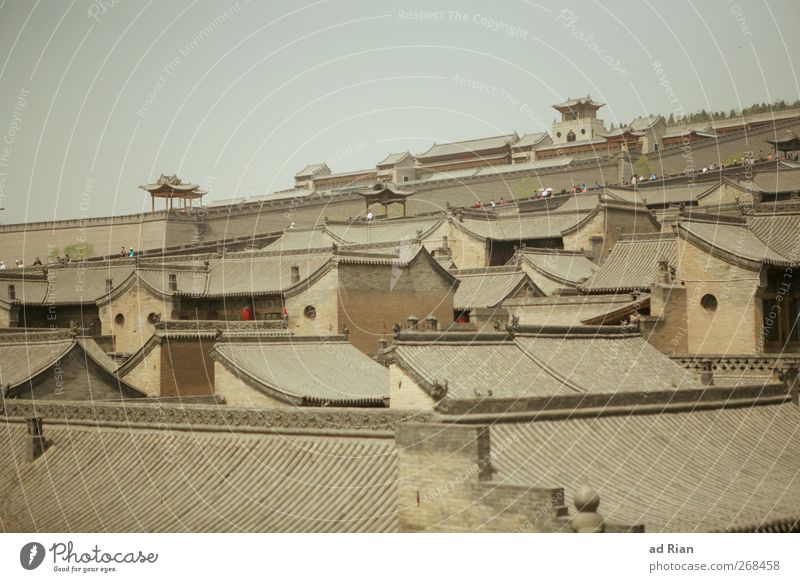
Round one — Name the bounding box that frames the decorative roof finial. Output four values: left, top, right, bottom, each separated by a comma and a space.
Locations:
570, 482, 605, 533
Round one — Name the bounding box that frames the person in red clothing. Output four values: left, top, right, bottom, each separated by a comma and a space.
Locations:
241, 304, 254, 321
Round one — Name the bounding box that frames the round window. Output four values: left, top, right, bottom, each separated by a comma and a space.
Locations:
701, 294, 718, 312
581, 128, 586, 134
304, 306, 317, 320
114, 313, 125, 326
147, 312, 160, 324
556, 132, 562, 138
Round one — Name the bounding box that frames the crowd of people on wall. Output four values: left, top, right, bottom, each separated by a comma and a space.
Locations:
0, 245, 140, 270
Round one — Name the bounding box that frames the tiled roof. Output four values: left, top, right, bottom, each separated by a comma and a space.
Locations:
393, 326, 703, 404
324, 217, 444, 245
747, 168, 800, 194
394, 340, 577, 401
260, 188, 314, 201
377, 152, 413, 166
295, 163, 330, 178
0, 275, 48, 304
452, 267, 531, 310
639, 183, 720, 206
204, 253, 331, 296
491, 403, 800, 532
506, 294, 644, 327
0, 422, 398, 532
749, 210, 800, 261
603, 188, 645, 205
512, 132, 549, 149
581, 233, 677, 293
678, 218, 792, 267
548, 193, 602, 213
553, 96, 604, 109
515, 331, 703, 394
453, 210, 595, 242
265, 228, 336, 252
517, 249, 597, 286
533, 137, 608, 152
417, 134, 518, 159
628, 115, 664, 132
662, 128, 716, 139
0, 334, 74, 390
212, 338, 389, 406
44, 265, 135, 304
76, 337, 119, 375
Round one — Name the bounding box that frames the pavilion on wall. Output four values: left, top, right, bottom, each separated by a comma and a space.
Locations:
140, 174, 207, 212
358, 181, 414, 218
766, 130, 800, 158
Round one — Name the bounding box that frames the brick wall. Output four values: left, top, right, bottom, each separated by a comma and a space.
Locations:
448, 224, 488, 269
389, 363, 436, 410
640, 284, 690, 354
159, 338, 215, 398
121, 344, 160, 397
285, 267, 340, 337
396, 423, 568, 532
677, 235, 762, 354
213, 360, 288, 407
337, 257, 455, 355
99, 282, 175, 354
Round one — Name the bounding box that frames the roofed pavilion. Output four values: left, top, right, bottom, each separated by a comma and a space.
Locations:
139, 174, 207, 212
358, 181, 414, 217
766, 130, 800, 155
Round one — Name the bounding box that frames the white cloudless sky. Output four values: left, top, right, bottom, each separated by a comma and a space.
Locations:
0, 0, 798, 222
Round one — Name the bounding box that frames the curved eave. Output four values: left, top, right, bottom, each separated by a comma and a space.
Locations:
4, 341, 76, 393
75, 341, 148, 398
579, 284, 652, 294
116, 334, 161, 377
211, 347, 381, 407
557, 206, 602, 236
520, 255, 590, 287
677, 225, 792, 270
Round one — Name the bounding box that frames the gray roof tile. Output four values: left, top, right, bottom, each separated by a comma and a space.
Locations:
581, 233, 677, 293
0, 422, 397, 532
213, 339, 389, 405
492, 403, 800, 531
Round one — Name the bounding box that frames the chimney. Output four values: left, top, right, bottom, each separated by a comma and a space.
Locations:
7, 284, 15, 300
168, 273, 177, 291
27, 418, 49, 462
700, 360, 714, 386
105, 278, 113, 294
425, 315, 439, 331
406, 314, 419, 330
291, 265, 300, 284
657, 260, 670, 284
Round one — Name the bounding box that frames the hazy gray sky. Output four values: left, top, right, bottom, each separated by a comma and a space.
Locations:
0, 0, 798, 223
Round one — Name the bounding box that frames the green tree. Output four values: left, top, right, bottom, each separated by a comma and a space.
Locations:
511, 176, 543, 200
63, 242, 94, 260
634, 154, 654, 176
